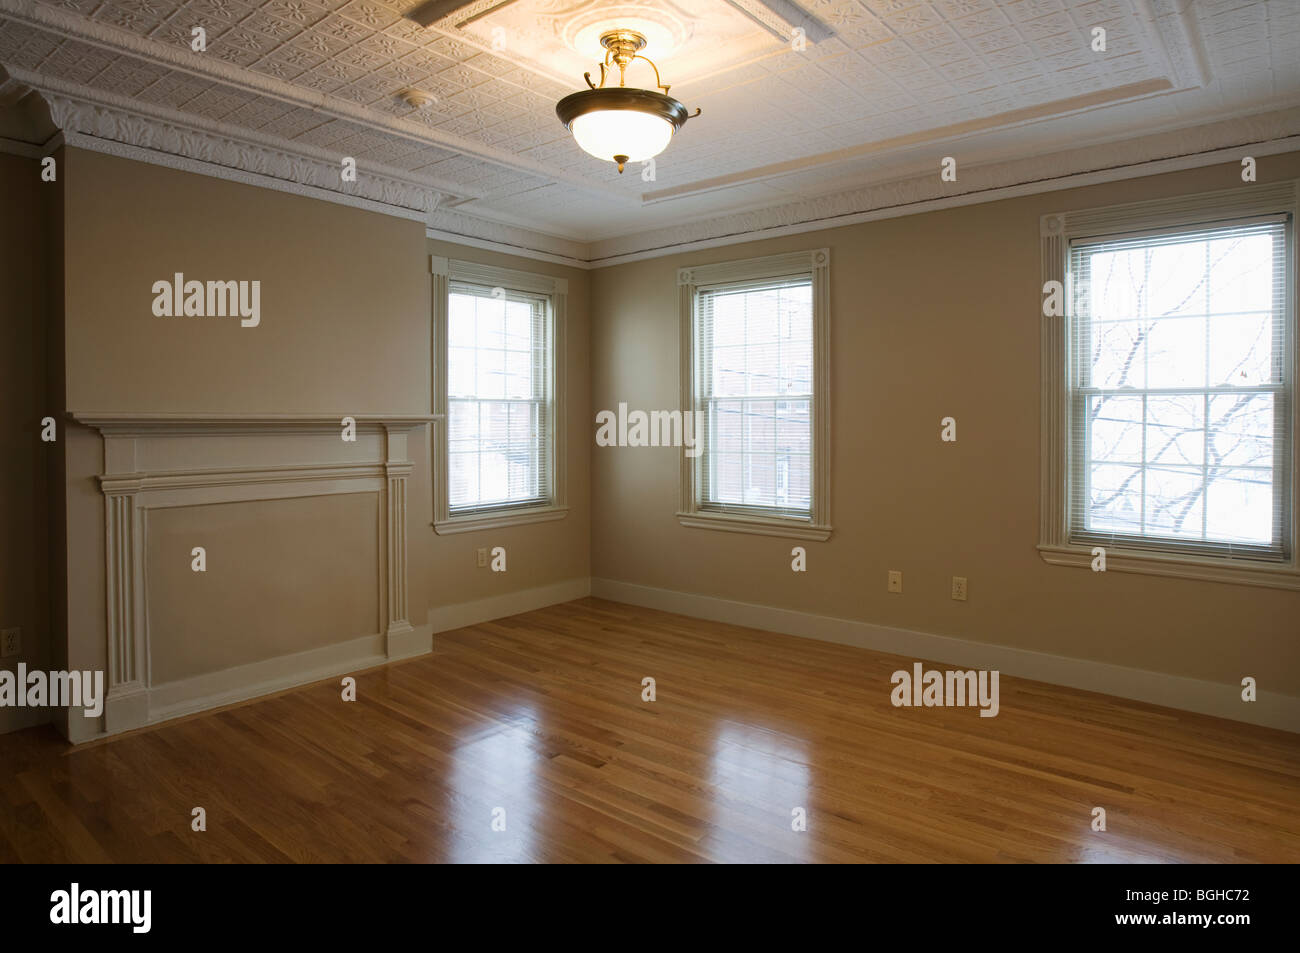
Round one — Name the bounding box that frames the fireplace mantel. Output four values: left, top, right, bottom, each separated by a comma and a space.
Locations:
71, 412, 440, 734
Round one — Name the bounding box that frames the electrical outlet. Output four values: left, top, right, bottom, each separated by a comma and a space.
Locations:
476, 547, 487, 568
887, 570, 903, 594
1, 628, 19, 659
952, 576, 968, 601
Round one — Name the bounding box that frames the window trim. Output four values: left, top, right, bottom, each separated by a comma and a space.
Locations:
677, 248, 832, 540
1039, 182, 1300, 590
431, 256, 568, 535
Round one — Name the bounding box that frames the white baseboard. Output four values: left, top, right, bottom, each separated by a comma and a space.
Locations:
428, 577, 592, 633
387, 621, 433, 660
590, 578, 1300, 733
146, 632, 391, 726
59, 625, 436, 744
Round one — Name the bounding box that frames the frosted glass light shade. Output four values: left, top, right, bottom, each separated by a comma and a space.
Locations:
556, 87, 692, 171
570, 109, 675, 163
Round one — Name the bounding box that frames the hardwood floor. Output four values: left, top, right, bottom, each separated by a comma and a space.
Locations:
2, 597, 1297, 863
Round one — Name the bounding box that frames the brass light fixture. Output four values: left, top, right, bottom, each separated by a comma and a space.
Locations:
555, 29, 700, 173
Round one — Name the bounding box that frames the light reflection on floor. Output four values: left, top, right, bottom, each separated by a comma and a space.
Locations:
446, 707, 542, 864
707, 722, 812, 862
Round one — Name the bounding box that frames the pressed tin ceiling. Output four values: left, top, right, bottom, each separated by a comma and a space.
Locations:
1, 0, 1298, 263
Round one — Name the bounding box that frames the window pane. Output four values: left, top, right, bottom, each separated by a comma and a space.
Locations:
505, 350, 532, 400
1087, 462, 1144, 535
1086, 319, 1146, 389
713, 400, 743, 452
713, 345, 747, 398
1209, 313, 1272, 386
1208, 393, 1274, 467
448, 297, 477, 347
1144, 242, 1207, 317
785, 454, 811, 510
1206, 467, 1273, 544
1143, 465, 1204, 538
1207, 234, 1274, 313
776, 399, 811, 456
745, 401, 775, 455
743, 454, 776, 506
448, 347, 476, 397
712, 452, 743, 503
1145, 395, 1203, 466
476, 348, 505, 399
1145, 315, 1205, 388
449, 450, 478, 505
1089, 395, 1143, 464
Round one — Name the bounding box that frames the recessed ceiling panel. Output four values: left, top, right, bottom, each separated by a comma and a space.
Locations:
449, 0, 789, 86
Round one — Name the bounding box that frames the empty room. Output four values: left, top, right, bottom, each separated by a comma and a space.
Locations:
1, 0, 1298, 895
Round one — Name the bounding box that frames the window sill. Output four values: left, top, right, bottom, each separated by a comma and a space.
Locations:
435, 505, 568, 535
1037, 544, 1300, 591
677, 510, 832, 541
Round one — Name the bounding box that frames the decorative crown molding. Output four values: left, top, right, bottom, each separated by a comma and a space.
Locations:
427, 206, 591, 265
0, 67, 29, 108
8, 66, 456, 221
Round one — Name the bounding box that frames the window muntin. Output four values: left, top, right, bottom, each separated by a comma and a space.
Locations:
446, 281, 553, 515
1067, 217, 1291, 560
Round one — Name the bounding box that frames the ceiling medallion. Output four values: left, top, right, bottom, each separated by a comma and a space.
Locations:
555, 29, 700, 174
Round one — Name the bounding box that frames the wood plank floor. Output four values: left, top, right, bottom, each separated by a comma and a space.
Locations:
2, 597, 1297, 863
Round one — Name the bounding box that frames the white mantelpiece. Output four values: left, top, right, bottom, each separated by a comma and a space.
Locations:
71, 412, 438, 735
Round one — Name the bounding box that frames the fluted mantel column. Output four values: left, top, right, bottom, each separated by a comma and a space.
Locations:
383, 424, 425, 660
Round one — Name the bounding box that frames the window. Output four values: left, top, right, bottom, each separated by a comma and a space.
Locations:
432, 258, 567, 534
698, 279, 813, 515
1040, 184, 1298, 589
678, 249, 831, 539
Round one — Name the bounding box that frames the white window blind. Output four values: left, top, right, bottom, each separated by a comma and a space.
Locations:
694, 276, 814, 519
1067, 217, 1292, 560
447, 281, 552, 515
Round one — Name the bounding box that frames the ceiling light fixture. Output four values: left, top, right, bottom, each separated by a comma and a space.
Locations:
556, 29, 700, 174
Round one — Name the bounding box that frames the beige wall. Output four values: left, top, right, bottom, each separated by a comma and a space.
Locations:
26, 141, 1298, 739
46, 150, 590, 740
590, 155, 1300, 698
63, 150, 431, 416
420, 239, 591, 607
0, 153, 50, 732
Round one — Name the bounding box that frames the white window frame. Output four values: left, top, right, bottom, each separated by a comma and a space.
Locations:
677, 248, 832, 540
1039, 182, 1300, 590
431, 256, 568, 535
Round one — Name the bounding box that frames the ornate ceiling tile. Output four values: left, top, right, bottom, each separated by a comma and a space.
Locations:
2, 0, 1298, 262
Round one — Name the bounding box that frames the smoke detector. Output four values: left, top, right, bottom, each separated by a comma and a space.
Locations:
399, 89, 437, 110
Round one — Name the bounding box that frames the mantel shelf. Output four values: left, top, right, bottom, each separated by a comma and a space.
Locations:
70, 412, 441, 435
